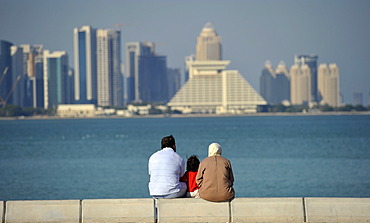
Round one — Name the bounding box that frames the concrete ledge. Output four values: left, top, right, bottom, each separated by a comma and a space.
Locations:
1, 201, 3, 222
2, 198, 370, 223
157, 198, 230, 223
231, 197, 304, 222
305, 197, 370, 223
5, 200, 80, 223
82, 198, 154, 223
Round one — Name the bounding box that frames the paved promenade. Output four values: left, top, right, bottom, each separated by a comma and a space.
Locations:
2, 197, 370, 222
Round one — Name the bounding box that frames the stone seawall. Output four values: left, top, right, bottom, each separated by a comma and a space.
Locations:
2, 197, 370, 222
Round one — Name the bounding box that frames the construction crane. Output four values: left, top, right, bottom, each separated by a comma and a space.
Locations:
0, 66, 22, 107
4, 75, 22, 106
0, 66, 9, 86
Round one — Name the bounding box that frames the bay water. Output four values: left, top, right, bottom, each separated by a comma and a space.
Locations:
1, 115, 369, 200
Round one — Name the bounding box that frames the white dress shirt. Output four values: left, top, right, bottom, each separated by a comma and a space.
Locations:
148, 147, 185, 196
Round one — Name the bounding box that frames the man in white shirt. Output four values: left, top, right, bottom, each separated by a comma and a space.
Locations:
148, 135, 187, 198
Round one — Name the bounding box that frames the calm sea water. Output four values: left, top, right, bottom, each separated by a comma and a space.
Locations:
0, 115, 370, 201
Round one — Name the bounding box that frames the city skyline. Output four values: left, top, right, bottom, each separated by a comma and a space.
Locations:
1, 0, 370, 105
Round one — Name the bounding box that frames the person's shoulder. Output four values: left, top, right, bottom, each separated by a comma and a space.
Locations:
200, 156, 213, 164
173, 151, 184, 161
201, 156, 212, 161
219, 156, 231, 163
219, 156, 232, 167
149, 149, 162, 159
219, 156, 230, 161
202, 156, 230, 163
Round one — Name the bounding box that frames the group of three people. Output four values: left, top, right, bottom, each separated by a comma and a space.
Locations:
148, 135, 235, 202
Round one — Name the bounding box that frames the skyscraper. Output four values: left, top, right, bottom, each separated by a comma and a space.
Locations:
96, 29, 123, 107
260, 61, 275, 104
10, 46, 24, 107
20, 44, 44, 108
196, 23, 222, 61
126, 41, 168, 103
126, 41, 154, 103
169, 23, 265, 113
73, 26, 97, 104
274, 61, 290, 104
260, 61, 290, 105
0, 40, 13, 107
167, 68, 182, 100
290, 64, 311, 105
43, 50, 68, 109
138, 53, 168, 103
294, 55, 318, 102
318, 63, 340, 107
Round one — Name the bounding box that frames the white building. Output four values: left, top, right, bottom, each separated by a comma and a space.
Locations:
168, 60, 266, 114
290, 64, 311, 105
127, 104, 151, 115
96, 29, 122, 107
57, 104, 96, 117
73, 25, 97, 104
318, 63, 340, 107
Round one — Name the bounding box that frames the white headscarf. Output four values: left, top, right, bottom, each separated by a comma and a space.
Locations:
208, 142, 222, 157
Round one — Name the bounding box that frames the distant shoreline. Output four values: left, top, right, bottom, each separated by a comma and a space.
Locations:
1, 111, 369, 120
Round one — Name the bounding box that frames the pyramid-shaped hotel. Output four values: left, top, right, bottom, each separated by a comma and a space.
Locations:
167, 23, 266, 114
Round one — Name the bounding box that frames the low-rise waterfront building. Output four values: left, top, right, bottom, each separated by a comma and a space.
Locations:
57, 104, 95, 117
127, 104, 151, 115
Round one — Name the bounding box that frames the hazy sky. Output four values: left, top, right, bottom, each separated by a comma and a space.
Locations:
1, 0, 369, 104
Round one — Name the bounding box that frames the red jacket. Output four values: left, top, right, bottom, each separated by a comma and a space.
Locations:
180, 171, 199, 192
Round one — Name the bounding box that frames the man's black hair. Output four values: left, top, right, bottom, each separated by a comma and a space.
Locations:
186, 155, 200, 172
161, 135, 176, 149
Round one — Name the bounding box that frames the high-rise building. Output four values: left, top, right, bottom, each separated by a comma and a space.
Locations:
274, 61, 290, 104
73, 26, 97, 104
20, 44, 44, 108
34, 52, 44, 108
168, 60, 266, 114
167, 68, 182, 100
294, 55, 318, 102
290, 64, 311, 105
196, 23, 222, 61
0, 40, 13, 107
96, 29, 123, 107
170, 23, 264, 113
139, 54, 168, 103
260, 61, 275, 104
43, 50, 68, 109
126, 41, 169, 103
126, 42, 140, 103
8, 44, 44, 108
260, 61, 290, 105
318, 63, 340, 107
10, 46, 24, 107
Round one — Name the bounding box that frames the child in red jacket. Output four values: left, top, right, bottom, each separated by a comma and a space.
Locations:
180, 155, 200, 198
